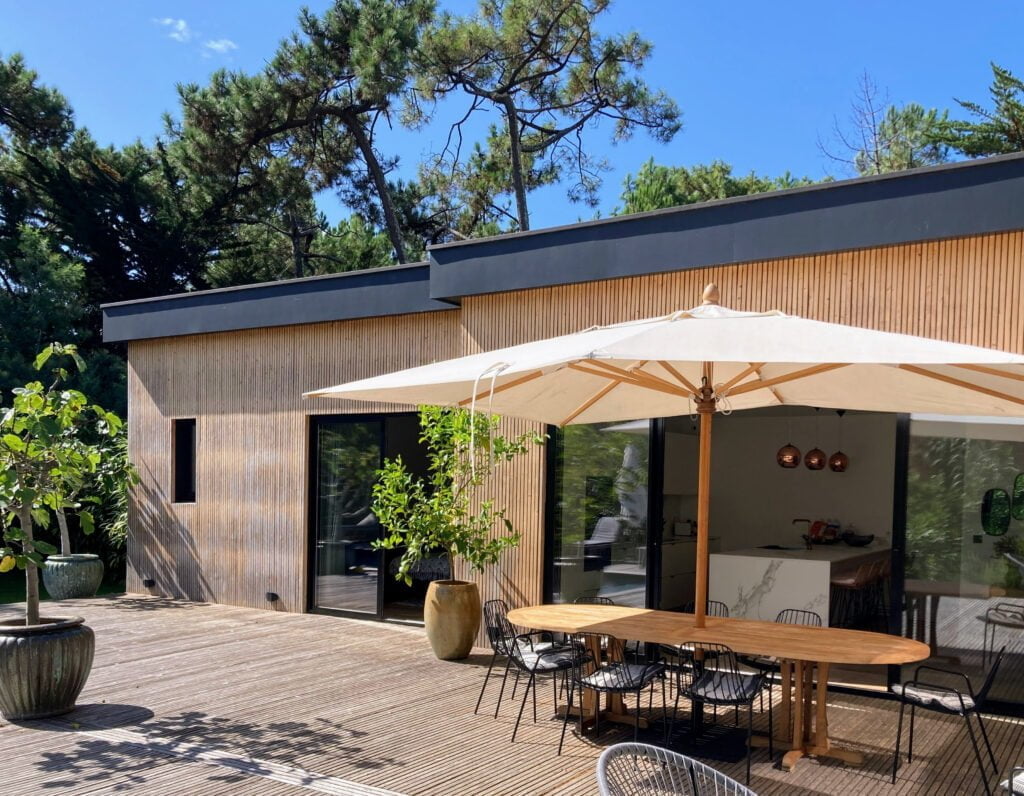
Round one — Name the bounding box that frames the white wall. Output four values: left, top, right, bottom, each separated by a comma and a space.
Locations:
664, 412, 898, 551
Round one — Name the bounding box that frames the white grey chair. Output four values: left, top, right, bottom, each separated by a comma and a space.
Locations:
597, 742, 757, 796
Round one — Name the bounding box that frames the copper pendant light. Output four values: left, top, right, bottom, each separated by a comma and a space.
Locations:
777, 443, 801, 468
829, 450, 849, 472
804, 448, 827, 470
829, 410, 849, 472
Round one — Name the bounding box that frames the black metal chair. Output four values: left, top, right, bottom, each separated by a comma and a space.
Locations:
740, 609, 822, 739
682, 600, 730, 618
596, 742, 757, 796
476, 599, 562, 718
980, 602, 1024, 667
558, 632, 666, 754
891, 647, 1005, 795
507, 626, 578, 745
670, 641, 768, 786
575, 595, 615, 605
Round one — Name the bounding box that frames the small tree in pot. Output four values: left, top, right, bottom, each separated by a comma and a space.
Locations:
0, 343, 125, 720
373, 406, 543, 660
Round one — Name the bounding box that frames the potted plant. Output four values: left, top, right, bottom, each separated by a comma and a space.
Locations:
373, 406, 543, 660
0, 343, 125, 720
42, 422, 135, 600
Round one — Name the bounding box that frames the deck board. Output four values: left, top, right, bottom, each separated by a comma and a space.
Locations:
0, 595, 1020, 795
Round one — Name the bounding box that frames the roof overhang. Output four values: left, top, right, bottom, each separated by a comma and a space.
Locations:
428, 152, 1024, 301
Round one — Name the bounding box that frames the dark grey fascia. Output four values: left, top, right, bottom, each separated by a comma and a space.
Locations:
428, 153, 1024, 301
102, 262, 455, 343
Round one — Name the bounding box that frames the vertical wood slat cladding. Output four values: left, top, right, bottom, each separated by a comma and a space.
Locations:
127, 312, 462, 611
129, 231, 1024, 639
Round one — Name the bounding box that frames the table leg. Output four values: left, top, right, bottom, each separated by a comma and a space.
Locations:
779, 660, 792, 740
781, 661, 864, 772
559, 635, 648, 731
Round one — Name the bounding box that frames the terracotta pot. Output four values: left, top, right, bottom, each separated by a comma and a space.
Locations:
0, 616, 94, 720
43, 554, 105, 600
424, 580, 481, 660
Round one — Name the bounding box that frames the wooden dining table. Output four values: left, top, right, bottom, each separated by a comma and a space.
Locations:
508, 603, 930, 771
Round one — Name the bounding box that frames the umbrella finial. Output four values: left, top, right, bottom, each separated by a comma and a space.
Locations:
702, 283, 720, 305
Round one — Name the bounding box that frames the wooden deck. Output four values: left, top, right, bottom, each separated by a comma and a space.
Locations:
1, 595, 1021, 795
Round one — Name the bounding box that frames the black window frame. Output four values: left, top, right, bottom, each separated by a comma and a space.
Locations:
172, 418, 197, 504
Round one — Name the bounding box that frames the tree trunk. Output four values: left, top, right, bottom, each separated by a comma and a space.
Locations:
347, 118, 408, 264
501, 97, 530, 231
56, 507, 72, 557
18, 505, 39, 626
288, 213, 305, 279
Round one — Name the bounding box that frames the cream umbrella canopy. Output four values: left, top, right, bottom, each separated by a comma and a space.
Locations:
306, 285, 1024, 627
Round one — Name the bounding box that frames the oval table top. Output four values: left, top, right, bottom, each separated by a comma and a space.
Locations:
508, 604, 930, 666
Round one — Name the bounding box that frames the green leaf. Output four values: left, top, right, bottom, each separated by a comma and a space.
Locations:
2, 434, 25, 452
33, 539, 57, 556
79, 509, 95, 535
33, 347, 54, 371
0, 556, 15, 573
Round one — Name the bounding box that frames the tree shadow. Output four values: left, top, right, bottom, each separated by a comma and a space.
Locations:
98, 595, 208, 612
32, 707, 402, 791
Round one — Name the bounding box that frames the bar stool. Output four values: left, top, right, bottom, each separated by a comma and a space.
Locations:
830, 562, 873, 627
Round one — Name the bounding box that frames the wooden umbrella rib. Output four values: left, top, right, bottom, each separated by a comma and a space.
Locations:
568, 363, 691, 399
580, 360, 692, 397
951, 363, 1024, 383
657, 361, 700, 395
560, 380, 620, 426
719, 362, 767, 393
899, 365, 1024, 407
457, 369, 545, 406
729, 363, 848, 396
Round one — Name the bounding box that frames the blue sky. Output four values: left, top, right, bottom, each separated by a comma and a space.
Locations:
2, 1, 1022, 228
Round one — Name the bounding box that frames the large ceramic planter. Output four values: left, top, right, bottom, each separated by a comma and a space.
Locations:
0, 616, 94, 720
424, 580, 481, 660
42, 554, 104, 600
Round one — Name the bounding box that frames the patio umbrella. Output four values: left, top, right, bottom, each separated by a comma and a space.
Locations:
306, 284, 1024, 627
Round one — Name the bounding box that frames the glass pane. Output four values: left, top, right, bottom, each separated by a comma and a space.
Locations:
904, 415, 1024, 706
552, 421, 650, 607
314, 420, 383, 614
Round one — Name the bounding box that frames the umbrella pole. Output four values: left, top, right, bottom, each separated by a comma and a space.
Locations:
694, 386, 715, 629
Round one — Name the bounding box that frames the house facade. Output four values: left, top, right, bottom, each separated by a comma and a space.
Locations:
104, 153, 1024, 710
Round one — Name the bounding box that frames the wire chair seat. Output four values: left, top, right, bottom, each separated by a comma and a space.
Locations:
581, 661, 666, 691
597, 742, 757, 796
690, 669, 763, 705
889, 682, 977, 713
516, 642, 577, 673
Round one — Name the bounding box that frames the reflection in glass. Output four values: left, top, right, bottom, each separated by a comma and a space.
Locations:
905, 416, 1024, 706
551, 421, 650, 607
314, 421, 383, 614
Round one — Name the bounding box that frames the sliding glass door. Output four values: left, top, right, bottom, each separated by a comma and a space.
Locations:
549, 420, 653, 607
900, 415, 1024, 710
309, 414, 436, 621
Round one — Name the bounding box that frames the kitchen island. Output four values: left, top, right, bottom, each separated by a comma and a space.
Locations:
708, 543, 889, 625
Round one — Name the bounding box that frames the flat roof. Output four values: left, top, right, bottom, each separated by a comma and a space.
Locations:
428, 152, 1024, 300
102, 262, 454, 343
103, 153, 1024, 342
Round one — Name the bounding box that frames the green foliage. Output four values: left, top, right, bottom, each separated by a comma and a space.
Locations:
943, 63, 1024, 157
372, 406, 544, 585
415, 0, 681, 230
853, 104, 950, 175
0, 344, 131, 624
619, 159, 815, 214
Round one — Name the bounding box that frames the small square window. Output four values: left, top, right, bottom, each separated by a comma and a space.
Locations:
172, 419, 196, 503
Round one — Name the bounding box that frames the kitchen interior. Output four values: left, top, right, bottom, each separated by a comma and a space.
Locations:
561, 407, 897, 633
660, 407, 895, 630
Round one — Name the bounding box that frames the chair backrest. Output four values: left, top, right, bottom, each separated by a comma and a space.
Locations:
575, 596, 615, 606
775, 609, 822, 627
976, 646, 1007, 706
675, 641, 746, 700
683, 600, 730, 618
483, 599, 514, 656
596, 742, 755, 796
567, 632, 602, 683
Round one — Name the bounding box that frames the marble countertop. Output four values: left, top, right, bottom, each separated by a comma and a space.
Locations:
712, 542, 889, 563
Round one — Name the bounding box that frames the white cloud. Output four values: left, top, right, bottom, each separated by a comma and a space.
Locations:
154, 17, 193, 43
203, 39, 238, 55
